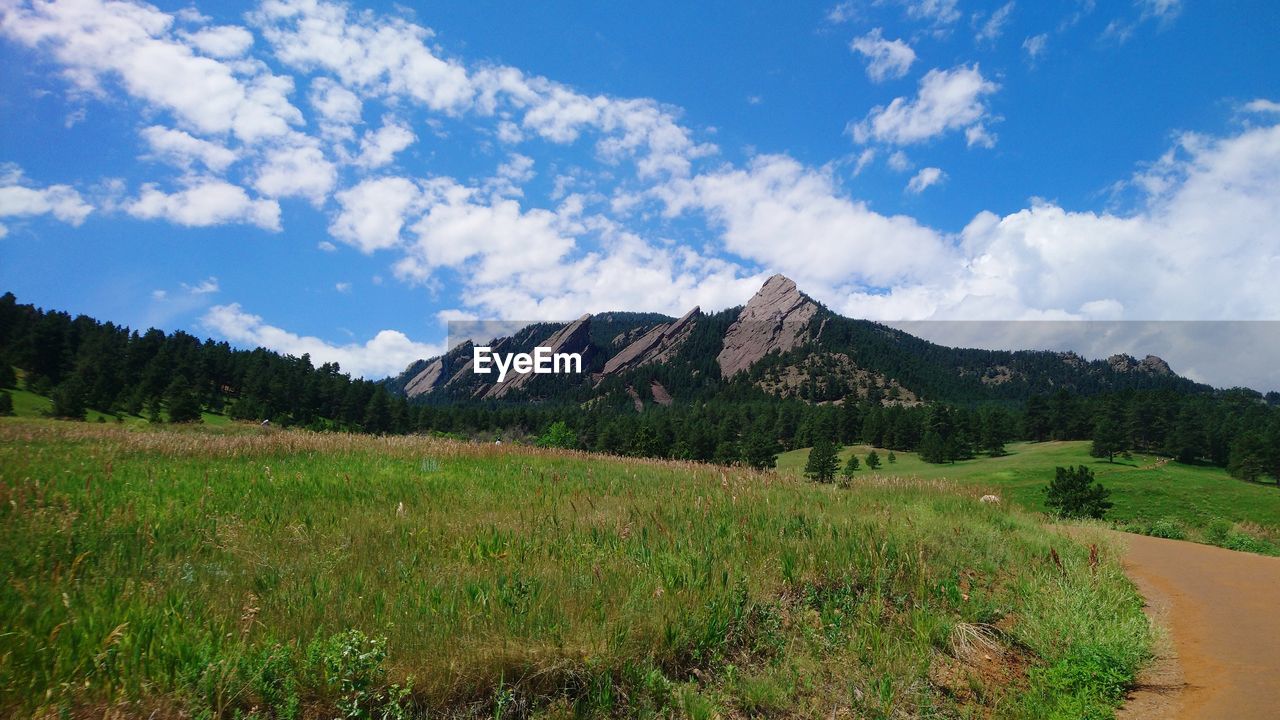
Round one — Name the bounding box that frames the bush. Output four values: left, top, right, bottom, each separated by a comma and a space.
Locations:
1148, 517, 1186, 540
0, 391, 13, 416
1044, 465, 1113, 520
536, 420, 578, 450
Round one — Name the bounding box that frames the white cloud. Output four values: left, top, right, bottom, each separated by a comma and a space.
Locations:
182, 24, 255, 58
836, 120, 1280, 322
329, 176, 424, 252
850, 28, 916, 83
662, 154, 956, 288
1022, 33, 1048, 60
851, 64, 999, 147
309, 76, 362, 125
203, 303, 441, 378
901, 0, 961, 26
355, 119, 416, 169
182, 276, 220, 294
253, 141, 336, 203
140, 125, 238, 171
1244, 99, 1280, 115
887, 150, 912, 171
852, 149, 876, 175
0, 167, 93, 227
906, 166, 946, 193
1, 0, 303, 142
826, 2, 858, 24
396, 180, 576, 285
335, 281, 351, 293
1139, 0, 1181, 22
975, 3, 1014, 45
128, 178, 281, 230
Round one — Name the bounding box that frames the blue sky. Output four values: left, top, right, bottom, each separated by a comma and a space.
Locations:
2, 0, 1279, 385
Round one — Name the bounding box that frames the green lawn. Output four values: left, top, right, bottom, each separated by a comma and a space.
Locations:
0, 418, 1149, 719
2, 382, 231, 426
779, 441, 1280, 547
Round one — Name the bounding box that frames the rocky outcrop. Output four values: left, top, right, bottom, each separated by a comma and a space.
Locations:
403, 341, 472, 397
1108, 353, 1173, 376
650, 381, 673, 406
602, 306, 701, 376
717, 274, 819, 377
484, 315, 593, 399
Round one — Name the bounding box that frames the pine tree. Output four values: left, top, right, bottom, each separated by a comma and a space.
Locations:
1090, 415, 1126, 462
887, 450, 897, 464
165, 377, 203, 423
804, 437, 841, 483
743, 425, 781, 470
0, 390, 13, 416
363, 390, 392, 434
842, 454, 860, 477
1044, 465, 1113, 519
50, 375, 87, 420
866, 450, 881, 469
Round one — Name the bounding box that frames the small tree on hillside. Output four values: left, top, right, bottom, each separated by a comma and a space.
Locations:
166, 378, 203, 423
0, 391, 13, 416
805, 438, 841, 483
887, 451, 896, 464
536, 420, 579, 450
51, 376, 87, 420
866, 450, 882, 470
743, 425, 781, 470
842, 454, 860, 477
1045, 465, 1113, 520
1090, 415, 1126, 463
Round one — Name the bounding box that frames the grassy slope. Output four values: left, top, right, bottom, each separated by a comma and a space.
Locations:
2, 383, 231, 426
0, 418, 1147, 719
779, 441, 1280, 547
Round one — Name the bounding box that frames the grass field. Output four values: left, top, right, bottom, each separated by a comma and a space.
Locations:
778, 441, 1280, 552
0, 418, 1148, 719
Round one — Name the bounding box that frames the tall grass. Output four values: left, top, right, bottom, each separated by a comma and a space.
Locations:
0, 419, 1148, 718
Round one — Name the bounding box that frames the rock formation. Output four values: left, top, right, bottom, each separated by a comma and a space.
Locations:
602, 306, 701, 376
484, 315, 593, 399
717, 274, 819, 377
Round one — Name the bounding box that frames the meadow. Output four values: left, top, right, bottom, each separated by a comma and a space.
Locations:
0, 418, 1148, 719
778, 441, 1280, 552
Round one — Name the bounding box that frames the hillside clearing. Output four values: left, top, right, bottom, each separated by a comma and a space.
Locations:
1, 418, 1148, 718
778, 441, 1280, 552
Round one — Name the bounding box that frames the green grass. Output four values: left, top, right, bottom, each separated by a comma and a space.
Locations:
779, 441, 1280, 552
0, 418, 1149, 719
1, 381, 231, 426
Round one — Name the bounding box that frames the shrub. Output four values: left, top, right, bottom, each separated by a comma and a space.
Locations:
1148, 518, 1186, 540
0, 391, 13, 416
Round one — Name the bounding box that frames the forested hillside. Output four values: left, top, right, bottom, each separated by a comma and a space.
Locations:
3, 290, 1279, 485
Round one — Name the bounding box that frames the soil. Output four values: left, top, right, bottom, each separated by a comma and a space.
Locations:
1113, 531, 1280, 719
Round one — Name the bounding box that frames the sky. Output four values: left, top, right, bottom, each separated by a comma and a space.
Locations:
1, 0, 1279, 387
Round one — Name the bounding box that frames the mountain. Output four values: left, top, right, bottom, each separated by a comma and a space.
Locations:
389, 274, 1206, 408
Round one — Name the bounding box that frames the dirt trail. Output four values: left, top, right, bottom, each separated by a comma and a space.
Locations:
1113, 531, 1280, 719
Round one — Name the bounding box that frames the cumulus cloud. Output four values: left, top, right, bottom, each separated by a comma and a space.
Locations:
0, 167, 93, 232
355, 119, 416, 169
661, 154, 957, 288
253, 141, 336, 203
329, 176, 424, 252
851, 64, 999, 147
834, 119, 1280, 322
140, 126, 238, 171
182, 24, 254, 58
1, 0, 303, 142
850, 28, 916, 83
203, 303, 441, 378
906, 167, 946, 193
128, 179, 281, 230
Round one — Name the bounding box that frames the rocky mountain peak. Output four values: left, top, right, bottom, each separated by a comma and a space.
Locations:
602, 306, 701, 376
716, 274, 820, 377
484, 314, 593, 399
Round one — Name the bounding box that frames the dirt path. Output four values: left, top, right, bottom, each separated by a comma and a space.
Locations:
1112, 531, 1280, 719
